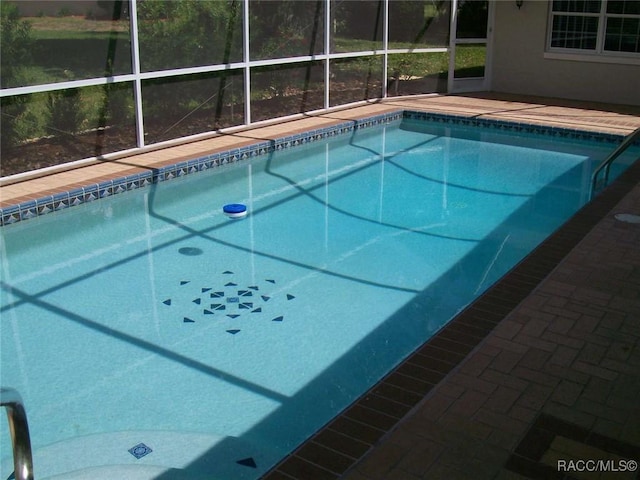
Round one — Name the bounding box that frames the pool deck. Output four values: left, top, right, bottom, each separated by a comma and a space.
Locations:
2, 93, 640, 207
2, 93, 640, 479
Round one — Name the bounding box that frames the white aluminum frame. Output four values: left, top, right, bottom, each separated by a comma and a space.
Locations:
0, 0, 460, 171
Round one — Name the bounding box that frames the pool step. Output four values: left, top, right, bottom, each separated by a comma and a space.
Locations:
44, 465, 209, 480
14, 430, 275, 480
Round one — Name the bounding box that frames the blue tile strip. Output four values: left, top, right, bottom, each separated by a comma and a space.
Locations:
0, 109, 630, 226
402, 110, 626, 144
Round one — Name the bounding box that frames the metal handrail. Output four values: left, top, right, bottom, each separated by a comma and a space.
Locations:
1, 388, 34, 480
591, 126, 640, 198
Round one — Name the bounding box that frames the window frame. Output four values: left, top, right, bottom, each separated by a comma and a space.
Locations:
546, 0, 640, 62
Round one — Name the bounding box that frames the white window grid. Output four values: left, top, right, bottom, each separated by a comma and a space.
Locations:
604, 9, 640, 53
547, 0, 640, 55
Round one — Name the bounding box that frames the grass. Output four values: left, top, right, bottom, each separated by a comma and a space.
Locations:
27, 16, 128, 40
20, 16, 133, 84
333, 38, 448, 53
388, 52, 448, 78
335, 38, 486, 79
454, 44, 486, 78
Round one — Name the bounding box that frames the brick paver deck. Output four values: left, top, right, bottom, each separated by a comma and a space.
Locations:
2, 93, 639, 480
340, 168, 640, 480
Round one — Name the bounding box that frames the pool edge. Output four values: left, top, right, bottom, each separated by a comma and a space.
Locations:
0, 111, 404, 226
1, 109, 631, 227
260, 149, 640, 478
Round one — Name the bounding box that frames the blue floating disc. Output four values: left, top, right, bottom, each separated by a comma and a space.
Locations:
223, 203, 248, 218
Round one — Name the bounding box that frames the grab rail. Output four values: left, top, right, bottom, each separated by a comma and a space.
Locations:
591, 127, 640, 198
1, 388, 34, 480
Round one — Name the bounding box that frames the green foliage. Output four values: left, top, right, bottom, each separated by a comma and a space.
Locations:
454, 45, 486, 78
1, 96, 27, 153
0, 0, 488, 173
46, 88, 84, 136
1, 2, 35, 152
104, 83, 133, 126
136, 1, 244, 128
388, 52, 449, 79
249, 1, 323, 59
96, 1, 127, 20
57, 7, 72, 17
0, 2, 34, 88
332, 1, 383, 42
389, 1, 428, 43
137, 0, 242, 71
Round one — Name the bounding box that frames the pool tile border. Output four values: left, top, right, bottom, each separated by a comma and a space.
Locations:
1, 109, 634, 227
0, 111, 403, 227
403, 110, 629, 144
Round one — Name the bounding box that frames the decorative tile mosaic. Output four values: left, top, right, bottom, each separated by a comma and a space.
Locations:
2, 109, 631, 226
402, 110, 626, 144
237, 457, 258, 468
162, 268, 296, 334
1, 205, 20, 225
128, 442, 153, 459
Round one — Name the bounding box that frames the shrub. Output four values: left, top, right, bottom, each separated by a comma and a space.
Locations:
1, 2, 34, 153
46, 88, 84, 137
0, 2, 33, 89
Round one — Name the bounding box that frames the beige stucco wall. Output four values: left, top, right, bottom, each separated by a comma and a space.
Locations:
490, 1, 640, 106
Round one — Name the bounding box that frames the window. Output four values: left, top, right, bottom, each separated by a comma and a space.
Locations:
549, 0, 640, 55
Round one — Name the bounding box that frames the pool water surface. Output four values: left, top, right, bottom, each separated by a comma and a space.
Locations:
1, 115, 637, 479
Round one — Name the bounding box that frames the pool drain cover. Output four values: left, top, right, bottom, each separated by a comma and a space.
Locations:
128, 443, 153, 459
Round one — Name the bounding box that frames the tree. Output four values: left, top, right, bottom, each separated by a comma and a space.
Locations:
1, 2, 34, 153
136, 0, 241, 71
1, 1, 33, 88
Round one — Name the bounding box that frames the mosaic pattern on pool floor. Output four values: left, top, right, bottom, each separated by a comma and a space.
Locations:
162, 269, 295, 334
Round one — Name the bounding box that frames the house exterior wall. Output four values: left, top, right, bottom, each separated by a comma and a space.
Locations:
491, 1, 640, 106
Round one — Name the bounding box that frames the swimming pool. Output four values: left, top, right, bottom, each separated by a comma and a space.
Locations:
1, 112, 638, 479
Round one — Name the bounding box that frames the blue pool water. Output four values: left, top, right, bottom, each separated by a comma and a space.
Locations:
1, 117, 637, 479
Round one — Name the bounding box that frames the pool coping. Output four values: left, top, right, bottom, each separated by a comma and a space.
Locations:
0, 111, 402, 225
0, 109, 631, 227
